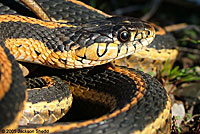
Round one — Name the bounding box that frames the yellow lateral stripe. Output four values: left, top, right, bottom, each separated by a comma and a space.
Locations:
0, 15, 76, 29
0, 45, 12, 100
132, 95, 171, 134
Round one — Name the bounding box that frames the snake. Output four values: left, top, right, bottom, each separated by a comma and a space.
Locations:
0, 0, 178, 133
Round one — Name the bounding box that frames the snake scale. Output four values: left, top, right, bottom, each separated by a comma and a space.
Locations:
0, 0, 178, 133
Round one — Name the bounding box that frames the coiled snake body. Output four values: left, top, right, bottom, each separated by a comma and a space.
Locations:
0, 0, 177, 133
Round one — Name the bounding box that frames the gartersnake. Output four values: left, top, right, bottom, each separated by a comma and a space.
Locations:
0, 0, 177, 133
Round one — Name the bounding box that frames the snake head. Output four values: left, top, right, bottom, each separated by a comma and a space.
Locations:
73, 16, 155, 67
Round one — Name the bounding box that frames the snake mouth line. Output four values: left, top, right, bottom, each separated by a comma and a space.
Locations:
74, 36, 155, 67
75, 25, 155, 60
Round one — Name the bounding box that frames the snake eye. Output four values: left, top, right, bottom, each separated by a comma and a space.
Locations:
118, 30, 130, 43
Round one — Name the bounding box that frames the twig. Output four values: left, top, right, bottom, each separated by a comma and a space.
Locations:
177, 47, 200, 55
184, 114, 200, 125
165, 23, 188, 32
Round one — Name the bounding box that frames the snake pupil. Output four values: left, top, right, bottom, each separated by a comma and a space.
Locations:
118, 30, 130, 42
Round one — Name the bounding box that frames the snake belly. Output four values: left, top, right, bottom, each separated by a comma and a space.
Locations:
0, 0, 173, 134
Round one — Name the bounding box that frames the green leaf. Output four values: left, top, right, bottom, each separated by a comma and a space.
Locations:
175, 116, 180, 120
148, 71, 155, 77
